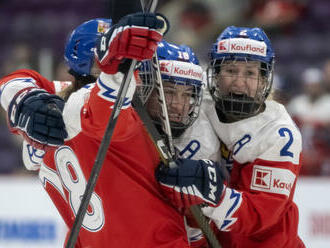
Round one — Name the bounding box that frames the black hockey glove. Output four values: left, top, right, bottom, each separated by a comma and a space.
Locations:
8, 88, 68, 149
156, 159, 227, 212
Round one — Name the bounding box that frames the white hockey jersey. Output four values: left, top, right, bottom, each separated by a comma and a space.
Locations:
201, 99, 305, 247
174, 98, 220, 161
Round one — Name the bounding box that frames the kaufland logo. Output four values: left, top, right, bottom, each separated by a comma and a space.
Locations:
251, 165, 296, 197
253, 168, 271, 189
218, 41, 227, 51
159, 60, 203, 81
273, 179, 292, 191
231, 43, 265, 54
217, 38, 267, 57
173, 67, 203, 79
160, 61, 171, 73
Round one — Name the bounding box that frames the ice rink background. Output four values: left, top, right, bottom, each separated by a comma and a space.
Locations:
0, 176, 329, 248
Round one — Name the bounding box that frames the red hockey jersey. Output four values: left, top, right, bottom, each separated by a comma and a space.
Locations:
0, 69, 190, 248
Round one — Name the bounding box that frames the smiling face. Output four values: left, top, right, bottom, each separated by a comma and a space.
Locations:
208, 58, 271, 121
215, 60, 266, 100
146, 81, 195, 124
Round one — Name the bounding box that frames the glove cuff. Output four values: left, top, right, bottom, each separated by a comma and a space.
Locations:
155, 13, 170, 35
95, 57, 121, 74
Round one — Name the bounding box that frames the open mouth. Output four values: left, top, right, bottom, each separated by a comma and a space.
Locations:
228, 93, 251, 101
169, 115, 184, 123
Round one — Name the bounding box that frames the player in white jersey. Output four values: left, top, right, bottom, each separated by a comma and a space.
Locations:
156, 26, 306, 247
137, 40, 221, 246
138, 40, 220, 162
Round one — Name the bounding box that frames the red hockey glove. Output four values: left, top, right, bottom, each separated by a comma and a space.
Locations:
155, 159, 228, 212
95, 12, 168, 74
8, 87, 68, 150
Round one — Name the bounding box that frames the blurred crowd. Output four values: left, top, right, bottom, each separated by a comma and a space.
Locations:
1, 0, 330, 176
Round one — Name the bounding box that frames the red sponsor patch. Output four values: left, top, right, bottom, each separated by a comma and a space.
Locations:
251, 165, 296, 197
218, 40, 227, 51
252, 168, 272, 190
160, 61, 171, 73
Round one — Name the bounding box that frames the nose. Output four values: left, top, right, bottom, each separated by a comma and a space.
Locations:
230, 71, 247, 92
167, 92, 187, 121
170, 93, 185, 111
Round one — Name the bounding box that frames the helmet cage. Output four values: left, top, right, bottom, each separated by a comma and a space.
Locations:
136, 60, 156, 105
207, 55, 274, 120
138, 59, 203, 134
207, 26, 275, 121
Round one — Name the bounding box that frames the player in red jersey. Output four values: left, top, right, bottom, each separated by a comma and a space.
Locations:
156, 26, 306, 248
21, 18, 112, 171
0, 13, 194, 247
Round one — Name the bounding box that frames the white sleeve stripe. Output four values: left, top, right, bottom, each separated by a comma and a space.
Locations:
62, 90, 84, 139
97, 72, 136, 109
202, 187, 242, 231
159, 182, 216, 206
0, 78, 37, 111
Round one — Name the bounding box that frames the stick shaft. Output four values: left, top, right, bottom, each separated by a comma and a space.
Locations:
66, 1, 158, 246
65, 61, 137, 248
134, 54, 222, 248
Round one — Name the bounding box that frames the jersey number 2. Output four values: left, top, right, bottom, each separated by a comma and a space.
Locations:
278, 128, 294, 158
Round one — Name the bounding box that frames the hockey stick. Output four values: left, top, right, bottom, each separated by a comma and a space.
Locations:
133, 13, 221, 248
151, 54, 176, 157
133, 93, 222, 248
133, 90, 222, 248
133, 86, 222, 248
65, 2, 158, 247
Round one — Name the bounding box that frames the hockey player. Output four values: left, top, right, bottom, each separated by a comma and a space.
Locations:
19, 17, 219, 246
138, 40, 220, 161
138, 40, 221, 246
22, 18, 112, 170
0, 12, 196, 247
156, 26, 306, 247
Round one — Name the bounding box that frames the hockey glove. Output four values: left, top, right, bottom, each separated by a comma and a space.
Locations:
156, 159, 227, 211
95, 12, 168, 74
8, 88, 68, 149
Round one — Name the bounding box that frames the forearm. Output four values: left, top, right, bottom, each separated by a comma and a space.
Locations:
0, 69, 55, 111
81, 72, 137, 139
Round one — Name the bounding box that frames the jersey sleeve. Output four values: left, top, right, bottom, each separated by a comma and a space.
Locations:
0, 69, 56, 111
202, 123, 302, 235
79, 72, 138, 140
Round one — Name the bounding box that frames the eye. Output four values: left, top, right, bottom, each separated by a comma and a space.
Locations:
246, 69, 258, 77
182, 92, 192, 98
223, 67, 236, 74
164, 87, 175, 94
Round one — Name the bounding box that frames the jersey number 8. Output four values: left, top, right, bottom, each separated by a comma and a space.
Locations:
48, 146, 105, 232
